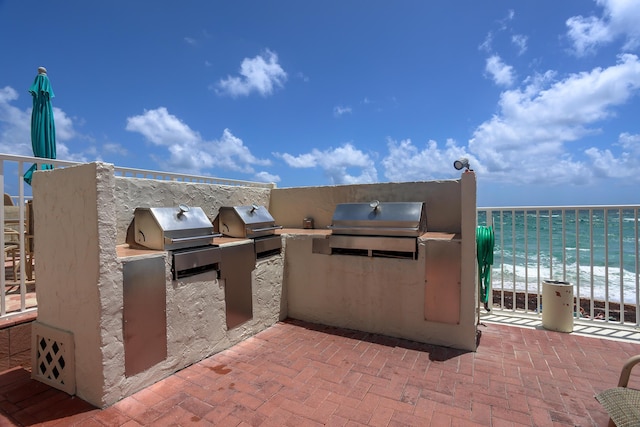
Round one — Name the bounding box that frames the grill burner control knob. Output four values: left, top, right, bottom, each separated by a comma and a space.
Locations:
370, 200, 380, 211
177, 204, 190, 217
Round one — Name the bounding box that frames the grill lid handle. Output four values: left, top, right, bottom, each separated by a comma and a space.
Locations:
370, 200, 380, 211
165, 233, 222, 244
250, 225, 283, 232
178, 204, 190, 217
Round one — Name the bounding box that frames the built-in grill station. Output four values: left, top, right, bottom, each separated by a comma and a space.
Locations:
210, 205, 283, 329
328, 201, 427, 259
214, 205, 283, 259
127, 204, 222, 280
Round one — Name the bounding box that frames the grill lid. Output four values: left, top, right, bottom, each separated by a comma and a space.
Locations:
328, 201, 427, 237
215, 205, 282, 238
132, 205, 220, 250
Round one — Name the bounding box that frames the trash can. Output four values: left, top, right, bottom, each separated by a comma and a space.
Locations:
541, 280, 574, 333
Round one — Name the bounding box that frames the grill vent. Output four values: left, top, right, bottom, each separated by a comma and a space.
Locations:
32, 322, 75, 395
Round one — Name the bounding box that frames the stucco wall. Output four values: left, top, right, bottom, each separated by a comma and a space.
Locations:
33, 163, 285, 407
277, 173, 477, 350
33, 162, 117, 405
114, 178, 271, 244
32, 162, 476, 406
269, 180, 461, 232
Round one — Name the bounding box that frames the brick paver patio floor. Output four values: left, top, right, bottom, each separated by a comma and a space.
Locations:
1, 318, 639, 426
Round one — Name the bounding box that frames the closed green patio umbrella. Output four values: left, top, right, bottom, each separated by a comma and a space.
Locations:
24, 66, 56, 185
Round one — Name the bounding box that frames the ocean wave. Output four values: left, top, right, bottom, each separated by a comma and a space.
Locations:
492, 262, 638, 302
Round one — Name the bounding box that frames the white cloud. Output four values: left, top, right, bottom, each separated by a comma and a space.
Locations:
382, 138, 472, 182
499, 9, 515, 30
0, 86, 31, 155
103, 143, 128, 156
126, 107, 270, 174
479, 32, 493, 53
566, 15, 613, 56
255, 171, 280, 183
216, 49, 287, 97
566, 0, 640, 56
278, 143, 377, 184
585, 132, 640, 178
126, 107, 200, 146
0, 85, 77, 159
333, 105, 352, 117
485, 55, 515, 87
469, 54, 640, 184
512, 34, 528, 55
279, 152, 317, 168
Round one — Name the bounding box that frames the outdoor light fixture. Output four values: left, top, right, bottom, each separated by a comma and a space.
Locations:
453, 157, 470, 171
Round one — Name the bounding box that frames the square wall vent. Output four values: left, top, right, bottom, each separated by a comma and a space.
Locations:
31, 322, 75, 395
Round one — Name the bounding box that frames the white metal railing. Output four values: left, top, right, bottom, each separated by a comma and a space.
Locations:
478, 206, 640, 327
0, 153, 275, 320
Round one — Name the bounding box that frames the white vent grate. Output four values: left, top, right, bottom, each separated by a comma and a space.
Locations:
31, 322, 75, 395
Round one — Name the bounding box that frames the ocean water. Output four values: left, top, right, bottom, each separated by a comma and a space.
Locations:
478, 208, 639, 304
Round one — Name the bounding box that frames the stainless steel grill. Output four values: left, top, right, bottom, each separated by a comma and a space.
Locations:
127, 204, 222, 279
328, 201, 427, 259
213, 204, 283, 329
214, 204, 282, 259
215, 205, 282, 239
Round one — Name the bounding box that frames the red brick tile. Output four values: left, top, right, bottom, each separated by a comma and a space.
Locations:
8, 323, 31, 355
303, 387, 331, 409
491, 405, 532, 425
129, 387, 165, 407
333, 404, 372, 425
368, 405, 395, 427
325, 413, 350, 426
0, 320, 638, 426
307, 398, 338, 424
326, 391, 361, 409
88, 407, 132, 426
0, 330, 9, 359
112, 396, 163, 425
283, 413, 324, 427
178, 396, 215, 419
230, 402, 268, 426
389, 411, 430, 426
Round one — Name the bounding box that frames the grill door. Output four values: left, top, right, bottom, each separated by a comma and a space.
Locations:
424, 240, 461, 324
123, 257, 167, 376
219, 242, 256, 329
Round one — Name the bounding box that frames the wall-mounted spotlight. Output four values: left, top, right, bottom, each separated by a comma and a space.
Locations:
453, 157, 470, 171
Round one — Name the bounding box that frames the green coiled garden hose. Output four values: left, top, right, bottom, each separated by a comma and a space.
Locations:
476, 226, 494, 312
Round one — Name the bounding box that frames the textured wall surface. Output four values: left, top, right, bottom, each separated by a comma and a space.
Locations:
34, 163, 285, 407
114, 178, 271, 244
33, 162, 115, 405
32, 162, 475, 407
280, 173, 477, 351
269, 180, 461, 232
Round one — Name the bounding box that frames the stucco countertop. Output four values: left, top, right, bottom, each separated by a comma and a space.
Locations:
116, 237, 254, 258
419, 232, 461, 241
276, 228, 331, 236
212, 236, 253, 246
275, 229, 461, 241
116, 244, 165, 259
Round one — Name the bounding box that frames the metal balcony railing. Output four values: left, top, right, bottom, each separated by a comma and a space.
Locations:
478, 206, 640, 327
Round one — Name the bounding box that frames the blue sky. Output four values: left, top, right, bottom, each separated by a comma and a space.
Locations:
1, 1, 639, 207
